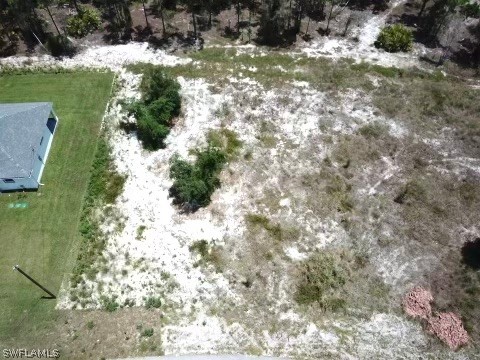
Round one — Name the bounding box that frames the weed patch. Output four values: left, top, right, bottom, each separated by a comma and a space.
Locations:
295, 251, 351, 310
145, 296, 162, 309
207, 128, 242, 158
189, 240, 224, 272
245, 214, 298, 242
71, 138, 125, 288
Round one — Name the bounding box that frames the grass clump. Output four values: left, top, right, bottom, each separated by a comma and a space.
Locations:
129, 67, 181, 150
325, 174, 354, 213
189, 240, 224, 272
295, 251, 350, 311
136, 225, 147, 240
245, 214, 298, 242
100, 296, 119, 312
358, 122, 388, 139
394, 180, 427, 205
145, 296, 162, 309
375, 24, 413, 53
169, 146, 227, 212
207, 128, 242, 158
141, 328, 154, 337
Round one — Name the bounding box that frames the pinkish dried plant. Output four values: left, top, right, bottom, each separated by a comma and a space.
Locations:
427, 312, 469, 350
402, 286, 433, 320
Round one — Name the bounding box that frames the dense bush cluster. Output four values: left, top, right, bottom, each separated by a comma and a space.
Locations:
130, 68, 181, 150
375, 24, 413, 53
66, 6, 102, 38
169, 146, 227, 212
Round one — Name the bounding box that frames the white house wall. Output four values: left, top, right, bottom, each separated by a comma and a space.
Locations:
31, 116, 57, 186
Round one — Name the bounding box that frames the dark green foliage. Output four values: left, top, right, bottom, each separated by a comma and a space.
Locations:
141, 68, 181, 108
257, 0, 292, 45
66, 6, 101, 38
375, 24, 413, 52
169, 146, 227, 211
46, 34, 77, 57
145, 296, 162, 309
130, 68, 181, 150
136, 109, 170, 150
461, 2, 480, 18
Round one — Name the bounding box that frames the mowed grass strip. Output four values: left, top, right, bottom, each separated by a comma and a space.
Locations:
0, 72, 114, 342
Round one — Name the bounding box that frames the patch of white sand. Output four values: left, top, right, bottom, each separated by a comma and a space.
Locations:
0, 43, 190, 71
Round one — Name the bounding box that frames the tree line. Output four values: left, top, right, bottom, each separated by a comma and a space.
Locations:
0, 0, 479, 64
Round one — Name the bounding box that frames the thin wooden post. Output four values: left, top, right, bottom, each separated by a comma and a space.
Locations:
13, 265, 56, 299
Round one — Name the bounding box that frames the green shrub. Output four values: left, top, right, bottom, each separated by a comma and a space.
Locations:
141, 328, 154, 337
375, 24, 413, 53
100, 296, 119, 312
46, 34, 77, 57
141, 68, 181, 109
145, 296, 162, 309
169, 147, 227, 211
129, 68, 181, 150
66, 6, 101, 38
104, 172, 126, 204
136, 110, 170, 150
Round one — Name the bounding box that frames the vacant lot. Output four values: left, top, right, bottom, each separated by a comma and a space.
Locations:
0, 71, 114, 344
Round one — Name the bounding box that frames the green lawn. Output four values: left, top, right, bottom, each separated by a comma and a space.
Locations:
0, 71, 114, 342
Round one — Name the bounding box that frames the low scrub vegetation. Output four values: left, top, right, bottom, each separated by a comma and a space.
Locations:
129, 68, 181, 150
189, 240, 224, 272
168, 129, 238, 211
375, 24, 413, 53
245, 214, 298, 242
295, 251, 351, 311
169, 147, 226, 211
71, 138, 126, 288
207, 128, 242, 158
100, 295, 119, 312
141, 328, 154, 337
145, 296, 162, 309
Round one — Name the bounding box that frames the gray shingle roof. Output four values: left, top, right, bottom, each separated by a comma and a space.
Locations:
0, 102, 53, 179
